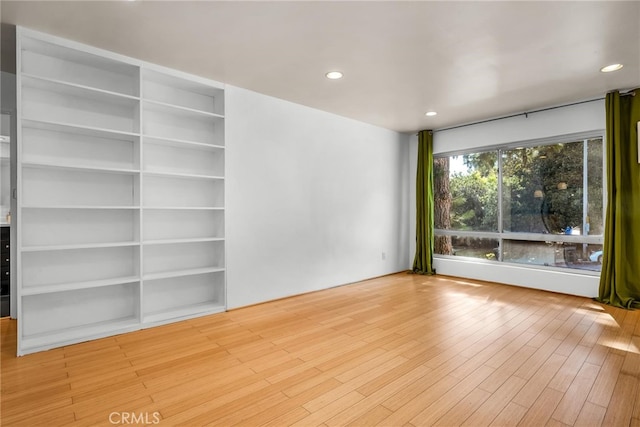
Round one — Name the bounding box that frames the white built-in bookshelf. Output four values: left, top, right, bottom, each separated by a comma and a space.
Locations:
16, 27, 226, 355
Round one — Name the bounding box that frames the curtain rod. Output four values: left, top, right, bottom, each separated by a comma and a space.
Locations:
416, 89, 637, 136
426, 98, 603, 135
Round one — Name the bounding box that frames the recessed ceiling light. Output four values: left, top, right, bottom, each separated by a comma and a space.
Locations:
425, 111, 437, 117
600, 63, 623, 73
325, 71, 343, 80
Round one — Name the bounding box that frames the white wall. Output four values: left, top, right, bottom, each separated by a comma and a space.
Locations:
409, 100, 605, 298
226, 86, 411, 309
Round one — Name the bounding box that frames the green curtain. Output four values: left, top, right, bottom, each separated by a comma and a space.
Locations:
597, 89, 640, 309
413, 130, 435, 275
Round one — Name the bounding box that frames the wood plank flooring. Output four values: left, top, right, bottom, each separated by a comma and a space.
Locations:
2, 272, 639, 426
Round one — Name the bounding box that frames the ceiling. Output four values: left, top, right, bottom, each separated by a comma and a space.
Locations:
1, 1, 639, 134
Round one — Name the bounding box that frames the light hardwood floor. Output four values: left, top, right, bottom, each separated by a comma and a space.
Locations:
2, 272, 639, 426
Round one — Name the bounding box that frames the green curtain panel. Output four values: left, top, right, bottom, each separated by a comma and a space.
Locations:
598, 89, 640, 309
413, 130, 435, 275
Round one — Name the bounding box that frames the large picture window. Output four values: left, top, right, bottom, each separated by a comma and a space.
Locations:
433, 135, 604, 272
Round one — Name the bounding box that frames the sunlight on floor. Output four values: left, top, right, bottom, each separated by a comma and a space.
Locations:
600, 338, 640, 354
594, 313, 620, 328
452, 280, 484, 287
582, 302, 605, 311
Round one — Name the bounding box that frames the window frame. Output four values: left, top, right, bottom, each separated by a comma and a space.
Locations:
432, 131, 606, 275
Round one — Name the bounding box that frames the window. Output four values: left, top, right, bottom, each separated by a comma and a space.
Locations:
433, 136, 604, 272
